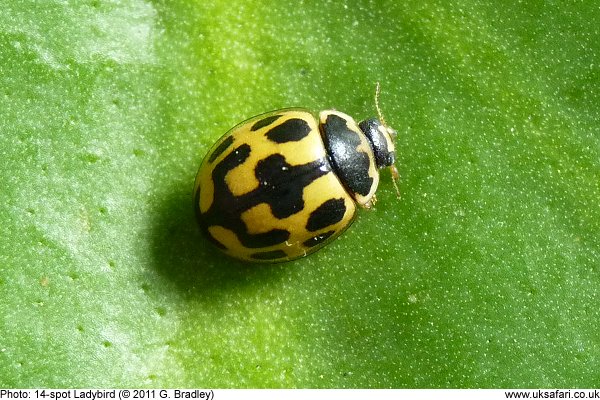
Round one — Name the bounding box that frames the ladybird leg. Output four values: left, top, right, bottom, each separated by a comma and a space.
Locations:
390, 164, 401, 199
362, 194, 377, 209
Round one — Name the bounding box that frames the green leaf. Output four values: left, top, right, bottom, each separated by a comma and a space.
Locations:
1, 0, 599, 388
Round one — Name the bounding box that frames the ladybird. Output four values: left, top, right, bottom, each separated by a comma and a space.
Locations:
194, 84, 400, 262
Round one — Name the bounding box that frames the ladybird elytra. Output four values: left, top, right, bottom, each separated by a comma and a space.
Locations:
194, 85, 399, 263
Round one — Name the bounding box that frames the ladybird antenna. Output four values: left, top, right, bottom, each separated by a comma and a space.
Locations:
375, 82, 401, 199
390, 164, 401, 199
375, 82, 387, 127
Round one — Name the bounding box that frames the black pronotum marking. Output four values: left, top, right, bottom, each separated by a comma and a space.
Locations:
251, 115, 282, 131
306, 198, 346, 232
359, 118, 395, 168
208, 135, 234, 163
265, 118, 312, 143
198, 142, 331, 252
321, 114, 373, 197
302, 230, 335, 248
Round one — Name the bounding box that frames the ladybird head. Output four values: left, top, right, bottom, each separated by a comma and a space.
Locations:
359, 82, 401, 198
359, 118, 396, 168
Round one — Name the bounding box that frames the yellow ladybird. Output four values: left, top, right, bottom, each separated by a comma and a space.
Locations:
194, 84, 399, 262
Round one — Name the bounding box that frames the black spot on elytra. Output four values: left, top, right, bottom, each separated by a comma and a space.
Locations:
251, 115, 282, 131
197, 143, 331, 250
255, 154, 318, 218
306, 198, 346, 232
208, 135, 234, 163
265, 118, 312, 143
303, 230, 335, 248
243, 229, 290, 248
321, 114, 373, 197
250, 250, 288, 260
